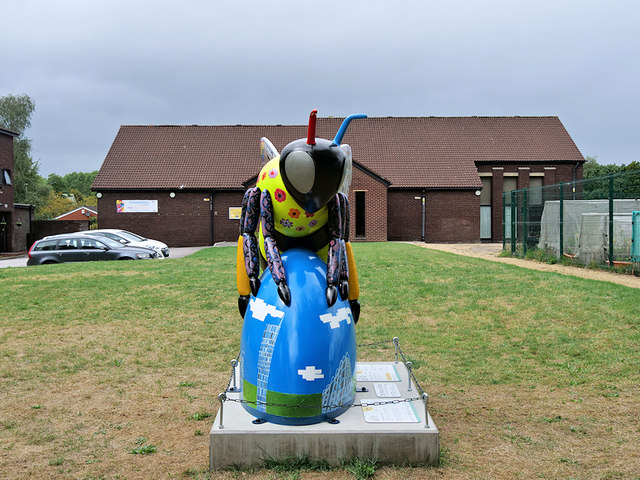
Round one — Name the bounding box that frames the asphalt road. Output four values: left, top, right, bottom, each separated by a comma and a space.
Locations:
0, 245, 214, 269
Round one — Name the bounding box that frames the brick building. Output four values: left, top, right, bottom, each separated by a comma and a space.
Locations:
0, 127, 19, 252
55, 206, 98, 221
93, 117, 584, 247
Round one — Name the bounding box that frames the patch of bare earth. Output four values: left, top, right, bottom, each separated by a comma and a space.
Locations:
413, 243, 640, 289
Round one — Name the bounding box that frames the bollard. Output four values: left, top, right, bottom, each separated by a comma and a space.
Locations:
218, 393, 226, 429
230, 359, 238, 391
393, 337, 399, 364
406, 361, 413, 391
422, 392, 429, 428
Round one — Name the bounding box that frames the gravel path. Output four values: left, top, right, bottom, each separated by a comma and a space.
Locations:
412, 242, 640, 289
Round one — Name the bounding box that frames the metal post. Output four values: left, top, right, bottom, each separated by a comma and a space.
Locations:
230, 359, 238, 391
502, 193, 506, 250
422, 392, 429, 428
217, 393, 226, 429
609, 174, 614, 268
406, 361, 413, 391
393, 337, 399, 364
559, 183, 564, 260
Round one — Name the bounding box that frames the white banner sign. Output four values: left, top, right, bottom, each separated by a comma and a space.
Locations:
116, 200, 158, 213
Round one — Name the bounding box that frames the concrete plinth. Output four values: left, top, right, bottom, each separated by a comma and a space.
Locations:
209, 362, 439, 470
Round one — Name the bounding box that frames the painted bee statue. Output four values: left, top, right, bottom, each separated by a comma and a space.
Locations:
236, 110, 366, 321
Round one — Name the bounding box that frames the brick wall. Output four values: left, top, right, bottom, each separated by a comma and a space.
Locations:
0, 133, 15, 251
98, 191, 213, 247
13, 206, 33, 251
31, 220, 89, 243
424, 190, 480, 242
388, 189, 480, 242
476, 162, 582, 241
212, 190, 244, 243
347, 167, 387, 242
387, 190, 423, 241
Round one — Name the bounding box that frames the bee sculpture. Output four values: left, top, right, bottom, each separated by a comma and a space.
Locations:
236, 110, 366, 321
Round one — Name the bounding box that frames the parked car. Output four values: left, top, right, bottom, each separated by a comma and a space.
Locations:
27, 234, 158, 265
71, 229, 169, 258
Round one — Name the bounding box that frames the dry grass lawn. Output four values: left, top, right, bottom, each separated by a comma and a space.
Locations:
1, 244, 639, 479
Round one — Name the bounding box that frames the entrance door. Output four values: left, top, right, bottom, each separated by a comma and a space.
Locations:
0, 214, 8, 252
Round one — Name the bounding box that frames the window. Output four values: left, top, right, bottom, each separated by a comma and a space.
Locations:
480, 177, 492, 205
80, 238, 101, 249
529, 177, 543, 205
503, 177, 517, 204
34, 240, 59, 251
57, 239, 79, 250
2, 169, 11, 185
355, 191, 366, 238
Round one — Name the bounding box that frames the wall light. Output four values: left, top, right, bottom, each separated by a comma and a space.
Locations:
169, 192, 176, 198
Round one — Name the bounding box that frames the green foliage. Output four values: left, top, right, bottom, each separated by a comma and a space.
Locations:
343, 458, 378, 479
129, 444, 157, 455
0, 94, 51, 208
37, 188, 98, 219
47, 171, 98, 197
262, 454, 331, 473
581, 156, 640, 200
48, 456, 65, 466
129, 437, 156, 455
189, 411, 212, 421
0, 94, 34, 133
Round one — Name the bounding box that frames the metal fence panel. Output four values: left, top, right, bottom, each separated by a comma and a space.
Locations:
503, 169, 640, 268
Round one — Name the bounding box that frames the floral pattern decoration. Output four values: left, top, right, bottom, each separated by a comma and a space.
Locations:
288, 208, 301, 219
274, 188, 286, 203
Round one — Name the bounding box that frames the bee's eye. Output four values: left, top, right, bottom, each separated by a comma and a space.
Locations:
284, 151, 315, 194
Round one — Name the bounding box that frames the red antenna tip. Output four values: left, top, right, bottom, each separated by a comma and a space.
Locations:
307, 109, 318, 145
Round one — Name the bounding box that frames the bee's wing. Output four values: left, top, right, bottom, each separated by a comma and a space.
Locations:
338, 144, 352, 195
260, 137, 279, 164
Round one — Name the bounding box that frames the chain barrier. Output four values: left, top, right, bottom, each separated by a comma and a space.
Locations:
220, 337, 427, 412
397, 342, 425, 396
356, 339, 394, 348
223, 395, 424, 409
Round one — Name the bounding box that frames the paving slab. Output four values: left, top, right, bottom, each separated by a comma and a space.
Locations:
210, 361, 439, 470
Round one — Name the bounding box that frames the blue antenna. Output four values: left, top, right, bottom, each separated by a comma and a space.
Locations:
332, 114, 367, 145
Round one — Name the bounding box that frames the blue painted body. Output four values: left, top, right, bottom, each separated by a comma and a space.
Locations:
239, 248, 357, 425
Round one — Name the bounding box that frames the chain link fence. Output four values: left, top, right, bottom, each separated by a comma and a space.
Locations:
503, 169, 640, 269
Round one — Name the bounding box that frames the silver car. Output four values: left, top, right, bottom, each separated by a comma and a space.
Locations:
27, 234, 158, 265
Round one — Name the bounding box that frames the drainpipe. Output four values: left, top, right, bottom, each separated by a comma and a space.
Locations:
571, 161, 580, 200
421, 190, 426, 242
209, 192, 214, 246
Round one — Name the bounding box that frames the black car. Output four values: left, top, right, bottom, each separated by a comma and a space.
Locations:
27, 234, 158, 265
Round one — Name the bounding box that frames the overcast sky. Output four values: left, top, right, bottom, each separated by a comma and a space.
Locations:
2, 0, 638, 176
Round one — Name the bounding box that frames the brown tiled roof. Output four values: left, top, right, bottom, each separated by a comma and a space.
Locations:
93, 116, 584, 191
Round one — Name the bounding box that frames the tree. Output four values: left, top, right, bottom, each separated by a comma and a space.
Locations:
38, 188, 97, 220
0, 94, 50, 209
582, 155, 622, 179
47, 171, 98, 197
581, 155, 640, 200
